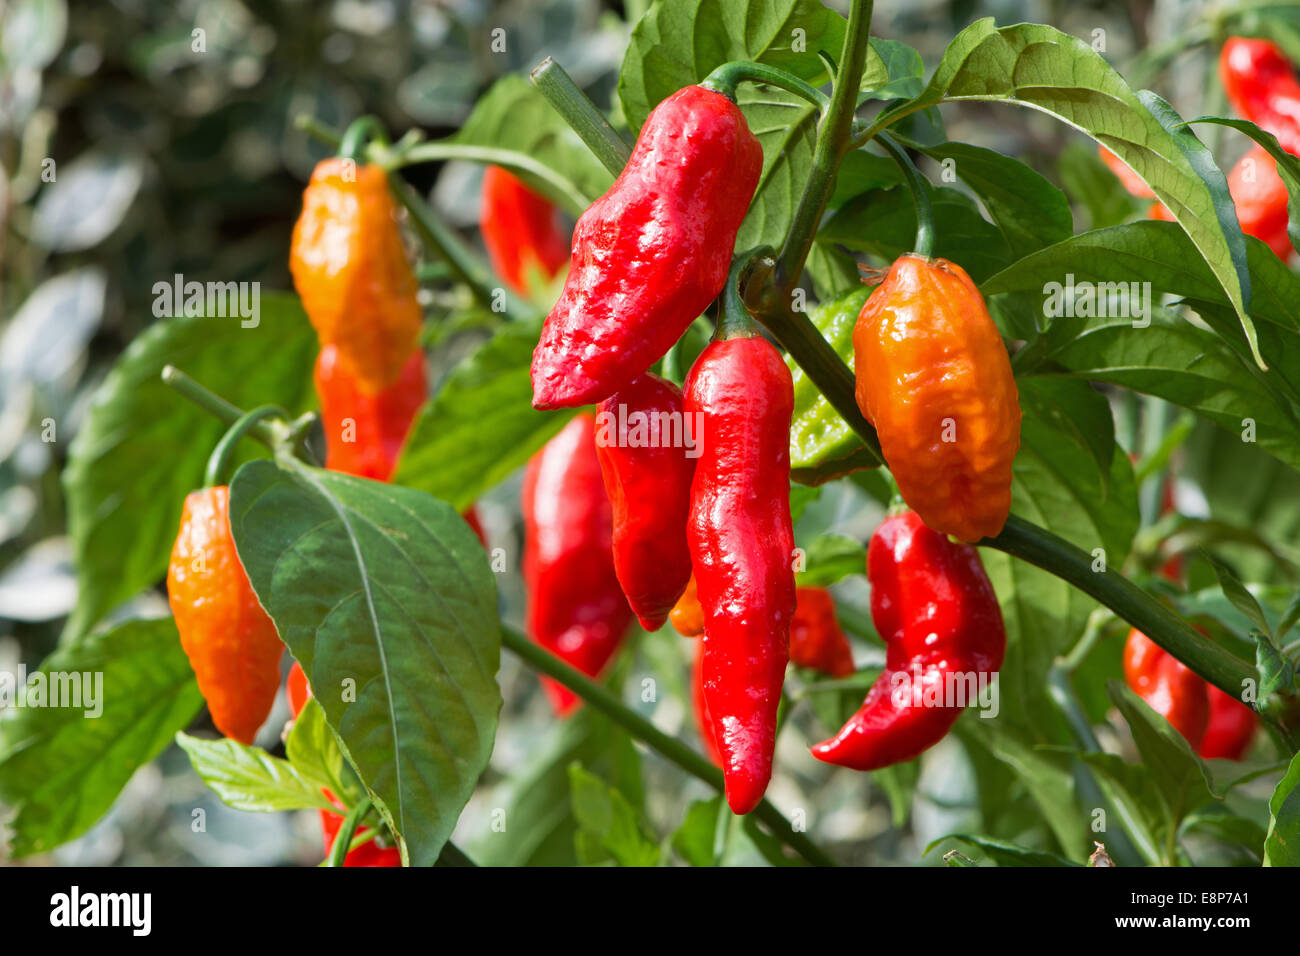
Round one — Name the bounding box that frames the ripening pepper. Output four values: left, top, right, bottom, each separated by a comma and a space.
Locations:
684, 324, 796, 815
670, 575, 705, 638
167, 486, 283, 744
314, 343, 427, 482
480, 166, 569, 295
789, 587, 855, 678
1220, 38, 1300, 157
853, 255, 1021, 543
523, 413, 633, 715
691, 640, 723, 767
1149, 146, 1292, 259
1200, 684, 1258, 760
285, 662, 401, 866
290, 159, 422, 392
1122, 629, 1210, 748
531, 86, 763, 410
812, 510, 1006, 771
595, 373, 695, 631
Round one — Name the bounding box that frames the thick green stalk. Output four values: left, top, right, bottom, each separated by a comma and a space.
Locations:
500, 626, 837, 867
876, 133, 935, 257
701, 61, 831, 112
774, 0, 874, 289
531, 57, 632, 177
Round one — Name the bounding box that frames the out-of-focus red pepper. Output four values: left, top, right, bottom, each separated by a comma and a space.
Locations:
479, 166, 569, 296
1123, 628, 1210, 748
789, 587, 855, 678
1220, 37, 1300, 157
1199, 684, 1258, 760
522, 414, 633, 715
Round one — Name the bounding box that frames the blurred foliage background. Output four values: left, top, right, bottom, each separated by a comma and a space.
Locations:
1, 0, 1294, 865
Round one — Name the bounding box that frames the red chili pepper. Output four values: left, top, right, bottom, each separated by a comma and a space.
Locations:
1122, 629, 1210, 748
1199, 684, 1258, 760
684, 324, 796, 814
285, 663, 401, 866
314, 343, 427, 482
1220, 37, 1300, 157
532, 86, 763, 410
595, 373, 695, 631
691, 640, 723, 767
812, 510, 1006, 771
789, 587, 855, 678
523, 413, 633, 715
480, 166, 569, 295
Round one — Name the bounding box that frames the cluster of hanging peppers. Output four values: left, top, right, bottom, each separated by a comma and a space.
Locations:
1100, 35, 1299, 260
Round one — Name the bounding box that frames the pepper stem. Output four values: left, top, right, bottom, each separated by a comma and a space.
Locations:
339, 115, 389, 162
204, 406, 290, 489
531, 57, 632, 177
326, 794, 373, 867
700, 61, 831, 112
877, 133, 935, 258
716, 254, 762, 340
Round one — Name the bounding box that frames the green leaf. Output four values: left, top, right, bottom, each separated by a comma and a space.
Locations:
393, 322, 575, 510
0, 617, 203, 857
175, 732, 336, 812
568, 764, 661, 866
1204, 554, 1273, 638
618, 0, 846, 251
286, 697, 359, 807
820, 184, 1013, 282
228, 460, 501, 867
914, 142, 1073, 258
62, 293, 318, 641
1057, 141, 1144, 231
860, 37, 926, 103
452, 74, 613, 212
787, 286, 874, 485
796, 534, 866, 588
1278, 592, 1300, 641
672, 796, 725, 866
935, 833, 1080, 867
1255, 631, 1295, 702
1076, 750, 1166, 865
1017, 376, 1115, 498
907, 19, 1258, 365
1265, 751, 1300, 866
1109, 682, 1215, 825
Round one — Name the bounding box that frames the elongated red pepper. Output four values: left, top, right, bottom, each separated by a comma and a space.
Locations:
1220, 38, 1300, 157
691, 640, 723, 767
523, 413, 633, 714
480, 166, 569, 295
314, 343, 426, 481
595, 373, 695, 631
685, 323, 796, 815
790, 587, 855, 678
1123, 629, 1210, 748
812, 510, 1005, 771
532, 86, 763, 410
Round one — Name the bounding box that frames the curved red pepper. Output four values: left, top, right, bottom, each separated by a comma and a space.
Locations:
691, 640, 723, 767
1200, 684, 1258, 760
790, 587, 855, 678
1123, 629, 1210, 748
1220, 38, 1300, 157
684, 329, 795, 814
532, 86, 763, 410
480, 166, 569, 295
812, 510, 1006, 772
523, 413, 633, 715
314, 343, 426, 482
595, 373, 695, 631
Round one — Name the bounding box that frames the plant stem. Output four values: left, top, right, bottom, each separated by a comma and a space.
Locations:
395, 142, 592, 213
774, 0, 874, 290
701, 61, 831, 112
531, 57, 632, 177
204, 405, 289, 488
876, 132, 934, 257
500, 625, 837, 867
389, 174, 534, 322
327, 794, 371, 867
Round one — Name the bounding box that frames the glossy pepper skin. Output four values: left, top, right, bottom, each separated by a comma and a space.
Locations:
691, 640, 723, 767
167, 486, 283, 744
670, 575, 705, 638
1150, 146, 1292, 259
595, 373, 695, 631
480, 166, 569, 295
812, 510, 1006, 771
1122, 629, 1210, 748
531, 86, 763, 410
523, 414, 633, 715
684, 330, 796, 814
314, 343, 427, 481
1200, 684, 1259, 760
853, 256, 1021, 543
285, 666, 401, 866
790, 587, 855, 678
1220, 38, 1300, 157
290, 159, 422, 392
